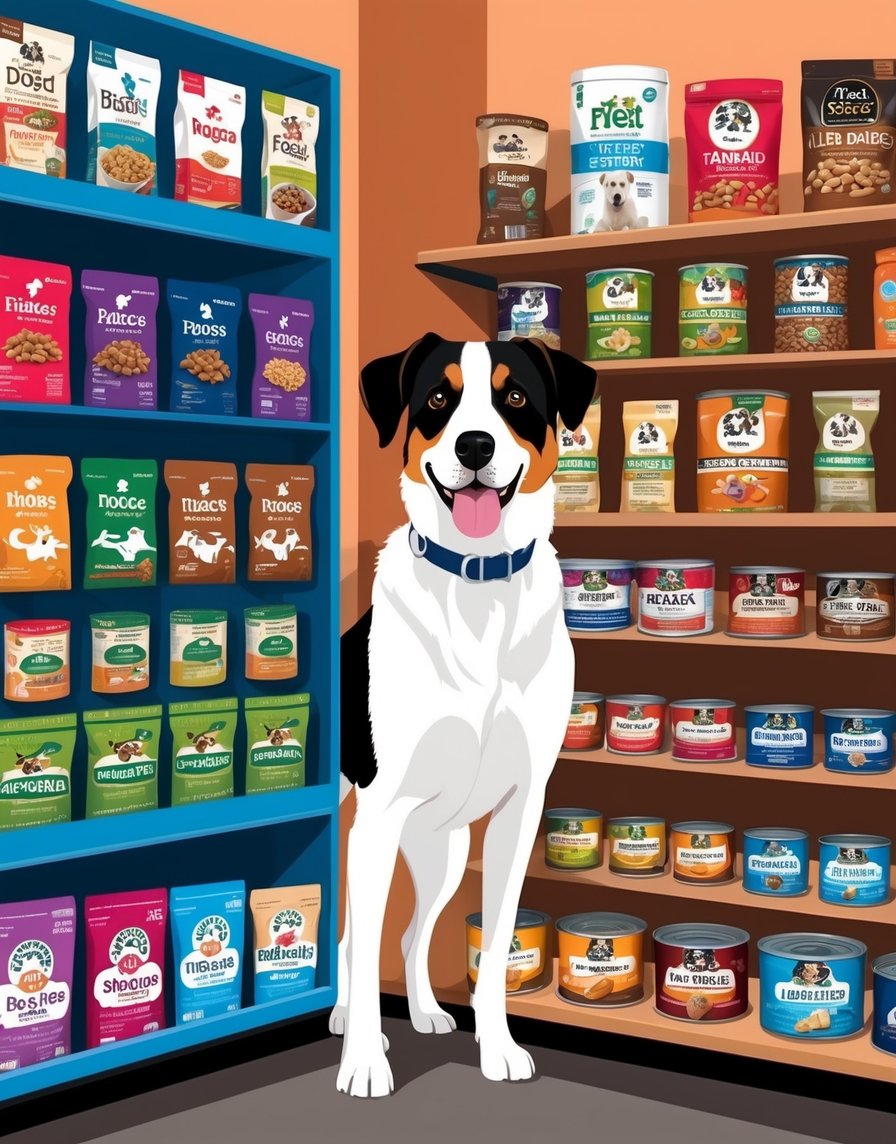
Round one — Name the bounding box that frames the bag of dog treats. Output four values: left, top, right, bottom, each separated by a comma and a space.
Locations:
685, 79, 783, 221
83, 704, 162, 819
165, 460, 237, 585
87, 42, 161, 194
85, 888, 166, 1049
0, 713, 76, 830
554, 395, 601, 513
0, 254, 72, 404
174, 70, 245, 210
261, 91, 319, 225
244, 693, 309, 795
170, 697, 238, 806
813, 390, 879, 513
246, 463, 314, 581
0, 19, 74, 176
476, 114, 548, 243
170, 880, 245, 1024
82, 269, 159, 411
250, 293, 313, 422
621, 399, 678, 512
82, 458, 157, 589
697, 389, 789, 512
0, 455, 72, 592
250, 884, 320, 1003
169, 280, 241, 416
0, 895, 75, 1070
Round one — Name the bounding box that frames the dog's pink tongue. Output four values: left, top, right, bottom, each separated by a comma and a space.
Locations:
452, 488, 501, 538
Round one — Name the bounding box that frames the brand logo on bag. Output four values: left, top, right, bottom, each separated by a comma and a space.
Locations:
98, 478, 147, 512
109, 926, 149, 972
822, 80, 880, 127
6, 40, 55, 94
591, 94, 644, 132
8, 939, 53, 992
192, 113, 236, 145
5, 276, 56, 317
707, 99, 761, 153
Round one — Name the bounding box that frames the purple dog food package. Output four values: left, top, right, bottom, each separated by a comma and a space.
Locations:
0, 895, 76, 1070
82, 270, 159, 411
249, 293, 313, 422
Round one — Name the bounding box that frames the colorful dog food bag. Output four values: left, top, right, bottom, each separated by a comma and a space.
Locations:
251, 884, 321, 1003
554, 395, 601, 513
0, 455, 72, 592
82, 458, 158, 588
82, 270, 159, 411
477, 114, 549, 243
0, 255, 72, 405
246, 463, 315, 581
813, 390, 879, 513
621, 399, 678, 512
0, 713, 76, 830
250, 293, 313, 422
85, 888, 167, 1049
84, 705, 162, 819
170, 881, 245, 1024
165, 460, 237, 585
87, 42, 160, 194
170, 698, 238, 806
0, 895, 75, 1069
697, 390, 789, 512
169, 280, 241, 416
261, 91, 320, 224
244, 693, 309, 795
0, 19, 74, 176
174, 71, 245, 210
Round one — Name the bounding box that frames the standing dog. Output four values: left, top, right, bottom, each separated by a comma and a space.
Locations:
332, 334, 595, 1097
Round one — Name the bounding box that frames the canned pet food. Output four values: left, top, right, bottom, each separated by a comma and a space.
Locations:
563, 692, 605, 751
466, 909, 551, 995
670, 699, 737, 762
697, 390, 790, 513
544, 808, 602, 870
244, 604, 298, 680
679, 264, 748, 355
821, 708, 895, 774
90, 612, 149, 694
607, 817, 666, 876
170, 609, 228, 688
743, 829, 809, 897
671, 821, 735, 885
496, 282, 561, 348
727, 566, 805, 639
635, 560, 715, 637
819, 834, 891, 907
585, 269, 653, 359
557, 912, 646, 1006
872, 954, 896, 1055
559, 560, 635, 632
816, 572, 895, 643
605, 695, 667, 755
745, 705, 815, 769
654, 923, 749, 1022
758, 933, 866, 1039
3, 620, 70, 703
774, 256, 849, 352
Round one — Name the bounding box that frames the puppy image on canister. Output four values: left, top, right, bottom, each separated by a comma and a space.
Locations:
607, 817, 666, 876
669, 699, 737, 762
496, 282, 562, 349
557, 912, 646, 1007
559, 560, 635, 632
635, 560, 715, 636
816, 572, 895, 643
743, 828, 809, 897
653, 923, 749, 1022
872, 953, 896, 1055
544, 808, 602, 870
679, 264, 748, 355
821, 708, 895, 774
671, 821, 735, 885
605, 694, 667, 755
758, 933, 866, 1040
818, 834, 891, 907
563, 692, 605, 751
466, 909, 551, 996
727, 567, 805, 639
745, 705, 815, 769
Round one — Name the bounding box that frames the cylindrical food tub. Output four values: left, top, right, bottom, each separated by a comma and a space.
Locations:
466, 909, 551, 995
679, 263, 748, 355
496, 282, 562, 348
635, 560, 715, 637
559, 560, 635, 632
816, 572, 895, 643
605, 694, 667, 756
654, 922, 749, 1022
607, 817, 666, 877
727, 566, 805, 639
774, 255, 849, 353
743, 828, 809, 897
669, 698, 737, 762
562, 692, 605, 751
745, 705, 815, 769
586, 268, 653, 359
821, 708, 895, 775
818, 834, 891, 907
872, 953, 896, 1055
758, 933, 866, 1039
544, 808, 602, 870
3, 619, 71, 702
557, 912, 647, 1007
671, 821, 735, 885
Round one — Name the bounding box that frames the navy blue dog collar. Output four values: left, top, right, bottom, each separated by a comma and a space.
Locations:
408, 526, 536, 583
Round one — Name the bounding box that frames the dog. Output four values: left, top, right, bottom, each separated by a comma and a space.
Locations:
5, 525, 68, 564
604, 276, 636, 302
510, 288, 549, 332
700, 274, 725, 294
332, 334, 595, 1097
594, 171, 647, 232
91, 526, 156, 562
254, 526, 304, 562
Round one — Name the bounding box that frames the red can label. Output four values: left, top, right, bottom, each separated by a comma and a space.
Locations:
670, 703, 737, 762
606, 698, 666, 755
563, 699, 604, 751
655, 940, 749, 1021
728, 570, 805, 637
636, 565, 715, 636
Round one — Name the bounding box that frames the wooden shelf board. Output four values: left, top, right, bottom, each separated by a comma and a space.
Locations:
587, 349, 896, 373
554, 512, 895, 529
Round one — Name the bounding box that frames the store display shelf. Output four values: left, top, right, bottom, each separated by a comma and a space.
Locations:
586, 349, 896, 374
0, 402, 331, 435
554, 512, 894, 529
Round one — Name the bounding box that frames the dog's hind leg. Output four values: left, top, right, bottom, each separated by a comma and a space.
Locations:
400, 821, 470, 1034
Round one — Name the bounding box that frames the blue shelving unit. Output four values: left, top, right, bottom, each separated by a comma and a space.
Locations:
0, 0, 339, 1101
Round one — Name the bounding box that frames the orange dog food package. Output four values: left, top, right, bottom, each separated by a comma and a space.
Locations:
246, 463, 314, 582
0, 456, 73, 591
696, 390, 789, 513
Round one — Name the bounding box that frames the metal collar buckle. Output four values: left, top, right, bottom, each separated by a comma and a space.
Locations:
408, 527, 428, 558
460, 552, 513, 584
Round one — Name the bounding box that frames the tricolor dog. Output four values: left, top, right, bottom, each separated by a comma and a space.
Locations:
333, 334, 596, 1097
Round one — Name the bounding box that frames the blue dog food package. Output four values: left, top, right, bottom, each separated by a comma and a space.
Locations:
250, 884, 320, 1003
170, 880, 245, 1024
168, 280, 241, 416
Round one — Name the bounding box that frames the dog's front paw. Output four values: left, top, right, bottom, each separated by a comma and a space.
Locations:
329, 1006, 390, 1050
478, 1033, 535, 1082
410, 1005, 456, 1035
336, 1042, 394, 1098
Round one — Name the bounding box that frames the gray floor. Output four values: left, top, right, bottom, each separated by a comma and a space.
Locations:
6, 1017, 895, 1144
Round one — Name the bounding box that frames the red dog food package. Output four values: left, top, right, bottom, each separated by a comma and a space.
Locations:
249, 293, 313, 422
85, 888, 167, 1049
685, 79, 783, 222
0, 18, 74, 176
0, 255, 72, 404
0, 895, 75, 1069
165, 460, 237, 585
174, 71, 245, 210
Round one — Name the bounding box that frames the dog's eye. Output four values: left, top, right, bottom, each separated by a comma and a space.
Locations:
506, 389, 526, 408
427, 391, 447, 410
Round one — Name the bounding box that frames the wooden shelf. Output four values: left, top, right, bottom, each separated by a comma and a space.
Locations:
587, 349, 896, 374
554, 512, 895, 529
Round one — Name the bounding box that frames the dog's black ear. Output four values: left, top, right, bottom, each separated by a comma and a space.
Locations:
510, 337, 597, 431
359, 332, 444, 448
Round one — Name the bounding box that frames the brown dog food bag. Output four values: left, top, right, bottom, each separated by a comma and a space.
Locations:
0, 456, 72, 592
246, 463, 314, 582
164, 460, 237, 584
696, 390, 789, 513
477, 114, 548, 244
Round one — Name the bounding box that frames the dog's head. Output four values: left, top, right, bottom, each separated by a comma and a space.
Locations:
360, 334, 596, 549
599, 170, 633, 208
520, 288, 545, 309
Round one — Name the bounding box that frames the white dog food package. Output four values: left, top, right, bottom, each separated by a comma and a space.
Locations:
571, 66, 669, 233
0, 18, 74, 176
174, 71, 245, 210
261, 91, 319, 225
87, 42, 161, 194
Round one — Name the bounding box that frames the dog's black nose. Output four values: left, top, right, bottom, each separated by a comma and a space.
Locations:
455, 430, 495, 471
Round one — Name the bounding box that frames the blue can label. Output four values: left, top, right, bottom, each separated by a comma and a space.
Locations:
873, 972, 896, 1054
561, 567, 633, 632
823, 712, 895, 774
760, 952, 864, 1038
743, 836, 808, 896
745, 710, 813, 768
819, 842, 890, 906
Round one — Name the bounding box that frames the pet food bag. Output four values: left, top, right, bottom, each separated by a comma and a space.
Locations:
0, 455, 72, 592
82, 270, 159, 411
250, 293, 313, 422
0, 896, 75, 1070
170, 697, 238, 806
697, 390, 790, 512
170, 881, 245, 1024
0, 254, 72, 404
165, 460, 237, 585
87, 42, 161, 194
174, 70, 245, 210
261, 91, 320, 224
244, 693, 309, 795
621, 400, 678, 513
82, 458, 158, 589
251, 884, 321, 1003
169, 280, 241, 416
0, 712, 76, 830
83, 705, 162, 819
476, 114, 549, 243
0, 19, 74, 176
554, 395, 601, 513
85, 888, 166, 1048
246, 463, 315, 581
813, 390, 879, 513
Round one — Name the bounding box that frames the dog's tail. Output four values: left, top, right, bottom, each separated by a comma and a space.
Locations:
339, 606, 377, 796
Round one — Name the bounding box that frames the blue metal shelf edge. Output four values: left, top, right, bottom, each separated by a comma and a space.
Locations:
0, 402, 331, 434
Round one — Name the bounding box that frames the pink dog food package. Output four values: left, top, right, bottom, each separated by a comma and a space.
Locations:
85, 888, 167, 1048
0, 895, 75, 1070
0, 254, 72, 405
82, 269, 159, 411
249, 293, 313, 422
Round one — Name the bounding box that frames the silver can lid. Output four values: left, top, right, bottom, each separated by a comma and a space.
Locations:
873, 953, 896, 982
745, 704, 814, 715
572, 691, 605, 703
557, 911, 647, 938
744, 828, 808, 842
671, 820, 734, 834
819, 833, 890, 849
466, 909, 550, 930
654, 922, 749, 949
821, 708, 895, 719
607, 694, 667, 705
758, 933, 867, 961
671, 698, 736, 708
545, 807, 601, 819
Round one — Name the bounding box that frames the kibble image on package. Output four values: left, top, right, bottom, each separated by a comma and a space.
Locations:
168, 280, 241, 416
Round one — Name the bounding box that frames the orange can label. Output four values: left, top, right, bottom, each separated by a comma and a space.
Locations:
558, 929, 644, 1004
672, 828, 734, 884
466, 919, 548, 994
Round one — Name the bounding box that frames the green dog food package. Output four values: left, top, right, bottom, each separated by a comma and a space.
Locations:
84, 705, 162, 819
813, 390, 879, 513
244, 693, 309, 795
0, 713, 76, 831
82, 458, 158, 588
170, 698, 237, 806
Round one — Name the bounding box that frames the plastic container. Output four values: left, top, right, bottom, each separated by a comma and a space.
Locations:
874, 248, 896, 349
